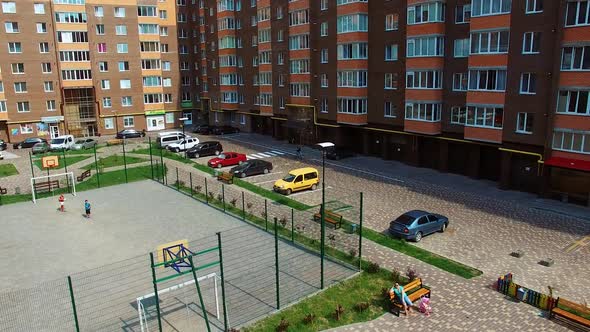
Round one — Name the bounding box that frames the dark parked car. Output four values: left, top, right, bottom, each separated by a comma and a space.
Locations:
230, 160, 273, 178
192, 124, 213, 135
116, 129, 145, 139
326, 147, 355, 160
186, 141, 223, 158
389, 210, 449, 242
13, 137, 47, 149
211, 126, 240, 135
0, 139, 6, 151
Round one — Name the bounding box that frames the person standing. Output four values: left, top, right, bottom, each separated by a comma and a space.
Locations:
84, 200, 91, 219
58, 194, 65, 212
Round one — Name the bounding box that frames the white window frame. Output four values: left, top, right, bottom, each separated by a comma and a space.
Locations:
123, 116, 134, 127
519, 72, 537, 95
525, 0, 543, 14
516, 112, 534, 134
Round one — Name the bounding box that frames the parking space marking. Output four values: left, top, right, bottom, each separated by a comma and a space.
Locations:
257, 152, 273, 158
246, 151, 282, 160
271, 151, 285, 155
253, 179, 279, 185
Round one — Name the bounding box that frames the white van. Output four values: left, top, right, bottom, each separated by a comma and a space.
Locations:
50, 135, 75, 151
157, 133, 189, 148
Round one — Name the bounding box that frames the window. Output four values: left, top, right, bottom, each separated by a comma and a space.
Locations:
471, 0, 512, 17
137, 6, 157, 17
561, 46, 590, 70
406, 70, 443, 89
407, 36, 445, 57
240, 114, 246, 125
14, 82, 26, 93
17, 101, 30, 113
450, 106, 467, 124
163, 61, 171, 71
321, 49, 328, 63
98, 62, 108, 72
118, 61, 129, 71
337, 71, 368, 87
385, 14, 399, 31
36, 23, 47, 33
119, 79, 131, 89
290, 59, 310, 74
520, 73, 537, 94
522, 32, 540, 54
114, 7, 125, 18
338, 43, 368, 59
42, 62, 52, 73
526, 0, 543, 13
454, 39, 469, 57
453, 73, 468, 91
55, 12, 87, 23
46, 100, 56, 111
321, 98, 328, 113
466, 106, 504, 128
94, 6, 103, 17
144, 93, 163, 104
405, 103, 442, 121
5, 22, 18, 33
470, 31, 510, 54
116, 25, 127, 35
0, 101, 5, 112
123, 116, 134, 127
407, 2, 445, 24
20, 124, 34, 134
289, 34, 310, 50
8, 42, 21, 53
385, 44, 398, 61
117, 43, 128, 53
338, 98, 368, 114
468, 69, 507, 91
384, 102, 396, 118
565, 1, 590, 26
552, 130, 590, 154
101, 79, 110, 90
160, 10, 167, 19
166, 113, 174, 124
556, 90, 590, 115
39, 42, 49, 53
321, 74, 328, 87
288, 9, 309, 26
102, 97, 112, 108
61, 69, 91, 80
139, 24, 158, 35
44, 81, 53, 92
34, 3, 45, 14
385, 73, 398, 89
320, 22, 328, 36
2, 2, 16, 13
516, 113, 534, 133
321, 0, 329, 10
57, 31, 88, 43
456, 4, 471, 23
11, 63, 24, 74
104, 118, 114, 130
97, 43, 107, 53
96, 24, 104, 35
289, 83, 311, 97
337, 14, 368, 33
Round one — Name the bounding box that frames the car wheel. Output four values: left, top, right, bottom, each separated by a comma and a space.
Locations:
311, 184, 317, 190
240, 172, 247, 178
217, 164, 222, 169
238, 161, 243, 165
194, 153, 200, 158
18, 145, 22, 149
214, 150, 220, 155
286, 189, 292, 195
440, 223, 447, 233
415, 232, 423, 242
263, 168, 269, 174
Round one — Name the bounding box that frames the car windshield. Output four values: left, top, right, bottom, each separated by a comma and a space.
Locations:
51, 138, 65, 144
75, 140, 85, 144
394, 214, 416, 225
282, 174, 296, 182
218, 154, 226, 159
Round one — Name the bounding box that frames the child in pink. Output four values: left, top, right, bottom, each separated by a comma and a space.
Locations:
419, 297, 432, 316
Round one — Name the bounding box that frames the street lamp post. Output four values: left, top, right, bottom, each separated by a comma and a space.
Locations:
179, 117, 189, 159
315, 142, 334, 289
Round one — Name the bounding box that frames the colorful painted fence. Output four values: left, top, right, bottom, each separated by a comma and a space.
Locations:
496, 273, 557, 311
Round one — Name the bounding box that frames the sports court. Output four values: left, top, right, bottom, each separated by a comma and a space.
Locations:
0, 180, 356, 331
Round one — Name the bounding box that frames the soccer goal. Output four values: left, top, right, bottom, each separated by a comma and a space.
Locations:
136, 272, 222, 332
30, 172, 76, 203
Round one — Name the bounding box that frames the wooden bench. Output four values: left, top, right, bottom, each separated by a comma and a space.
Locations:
77, 169, 91, 182
0, 186, 6, 195
33, 180, 60, 193
106, 139, 122, 146
550, 297, 590, 330
313, 209, 342, 229
217, 172, 234, 184
388, 278, 431, 316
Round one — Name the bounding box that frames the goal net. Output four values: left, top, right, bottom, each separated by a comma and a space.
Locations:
30, 172, 76, 203
136, 272, 222, 332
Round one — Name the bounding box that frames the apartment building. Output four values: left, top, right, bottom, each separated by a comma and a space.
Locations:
0, 0, 588, 203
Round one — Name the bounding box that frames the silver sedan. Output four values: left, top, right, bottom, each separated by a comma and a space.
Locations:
71, 138, 97, 150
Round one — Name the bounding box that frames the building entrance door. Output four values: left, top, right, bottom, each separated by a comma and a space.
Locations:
50, 125, 59, 138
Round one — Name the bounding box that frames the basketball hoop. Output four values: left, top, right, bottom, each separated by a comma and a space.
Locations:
41, 156, 59, 169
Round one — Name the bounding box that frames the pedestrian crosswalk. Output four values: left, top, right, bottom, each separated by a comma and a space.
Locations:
246, 150, 286, 160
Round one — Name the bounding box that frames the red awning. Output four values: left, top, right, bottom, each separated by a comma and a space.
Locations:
545, 157, 590, 172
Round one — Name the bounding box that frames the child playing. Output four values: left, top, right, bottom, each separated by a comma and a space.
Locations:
419, 297, 432, 316
84, 200, 91, 219
58, 194, 65, 212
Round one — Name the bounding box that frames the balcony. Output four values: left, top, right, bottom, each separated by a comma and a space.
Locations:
404, 119, 441, 135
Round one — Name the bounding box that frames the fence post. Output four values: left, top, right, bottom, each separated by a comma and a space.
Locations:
159, 146, 165, 184
291, 208, 294, 243
93, 145, 100, 188
241, 191, 245, 220
149, 137, 154, 180
189, 173, 193, 197
264, 199, 268, 232
216, 232, 230, 331
29, 152, 36, 198
205, 178, 209, 204
163, 162, 167, 185
188, 256, 211, 332
176, 167, 180, 191
274, 217, 280, 309
222, 184, 226, 212
122, 138, 128, 183
149, 253, 163, 332
358, 192, 363, 271
67, 276, 80, 332
62, 148, 70, 193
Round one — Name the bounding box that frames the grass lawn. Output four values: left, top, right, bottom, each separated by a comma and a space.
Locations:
33, 155, 90, 170
0, 163, 18, 178
133, 144, 193, 164
243, 269, 393, 332
81, 155, 147, 170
